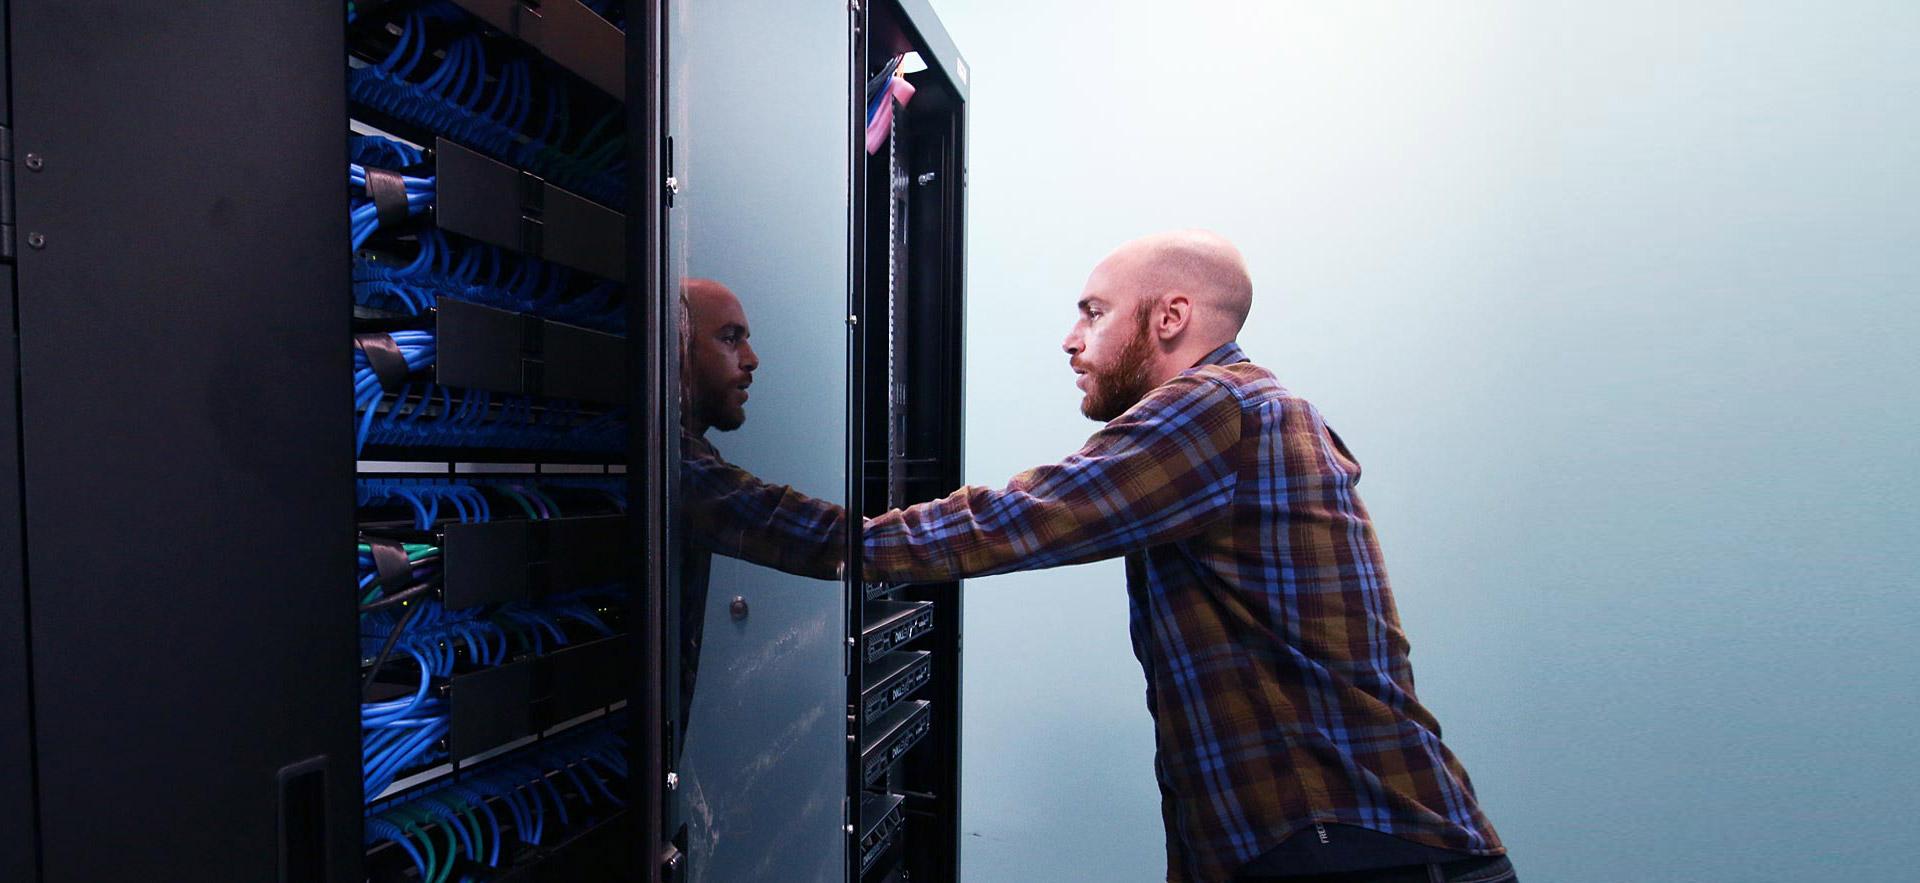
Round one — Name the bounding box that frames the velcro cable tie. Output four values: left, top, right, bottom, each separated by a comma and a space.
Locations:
362, 534, 412, 592
364, 166, 411, 230
354, 332, 410, 393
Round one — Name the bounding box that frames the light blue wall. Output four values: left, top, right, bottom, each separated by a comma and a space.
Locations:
932, 2, 1919, 880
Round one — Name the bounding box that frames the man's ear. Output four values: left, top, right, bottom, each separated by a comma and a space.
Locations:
1159, 293, 1192, 340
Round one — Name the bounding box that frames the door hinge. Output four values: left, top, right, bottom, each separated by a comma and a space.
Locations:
0, 127, 16, 262
662, 136, 676, 207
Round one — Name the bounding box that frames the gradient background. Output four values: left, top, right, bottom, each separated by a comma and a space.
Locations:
928, 2, 1920, 880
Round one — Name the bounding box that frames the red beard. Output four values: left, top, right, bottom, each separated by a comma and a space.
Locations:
1080, 301, 1158, 422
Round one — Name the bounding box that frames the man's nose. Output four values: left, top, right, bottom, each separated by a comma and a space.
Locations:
1062, 330, 1082, 356
740, 342, 759, 373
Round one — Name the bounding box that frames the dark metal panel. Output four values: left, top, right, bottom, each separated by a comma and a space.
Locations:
0, 0, 11, 125
9, 3, 357, 880
434, 138, 628, 282
450, 0, 626, 101
844, 4, 873, 881
623, 1, 671, 880
434, 137, 529, 251
888, 0, 969, 101
539, 185, 627, 282
897, 98, 968, 883
439, 516, 624, 609
431, 299, 629, 404
0, 271, 41, 882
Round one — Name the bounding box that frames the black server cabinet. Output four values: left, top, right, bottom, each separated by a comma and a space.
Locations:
1, 6, 37, 878
9, 3, 359, 880
0, 260, 32, 883
850, 2, 968, 881
0, 18, 37, 871
2, 2, 673, 881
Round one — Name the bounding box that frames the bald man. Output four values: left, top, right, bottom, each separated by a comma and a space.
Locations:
682, 277, 756, 436
678, 277, 841, 580
860, 232, 1513, 883
676, 279, 844, 749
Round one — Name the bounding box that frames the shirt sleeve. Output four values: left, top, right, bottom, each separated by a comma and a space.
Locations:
862, 373, 1243, 584
683, 435, 848, 580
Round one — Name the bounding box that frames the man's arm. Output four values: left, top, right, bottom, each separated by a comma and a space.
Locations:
863, 373, 1244, 584
683, 436, 847, 579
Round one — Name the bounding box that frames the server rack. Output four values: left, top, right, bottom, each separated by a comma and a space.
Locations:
4, 2, 665, 879
0, 1, 963, 880
850, 3, 970, 881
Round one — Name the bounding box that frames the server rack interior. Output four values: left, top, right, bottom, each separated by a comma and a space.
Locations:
345, 2, 642, 879
854, 2, 969, 880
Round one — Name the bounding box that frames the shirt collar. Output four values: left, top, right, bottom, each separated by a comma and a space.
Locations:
684, 430, 719, 457
1192, 341, 1249, 369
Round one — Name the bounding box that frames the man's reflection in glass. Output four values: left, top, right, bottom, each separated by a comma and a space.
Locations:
676, 278, 846, 748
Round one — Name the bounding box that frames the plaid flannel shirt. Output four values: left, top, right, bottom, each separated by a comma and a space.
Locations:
862, 343, 1504, 882
677, 433, 847, 745
682, 432, 846, 581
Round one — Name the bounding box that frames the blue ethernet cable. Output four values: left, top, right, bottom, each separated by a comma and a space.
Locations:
444, 783, 504, 867
355, 229, 626, 331
353, 331, 436, 455
349, 164, 435, 251
363, 706, 449, 798
351, 8, 624, 205
413, 793, 479, 866
362, 645, 434, 726
363, 723, 628, 874
365, 817, 430, 877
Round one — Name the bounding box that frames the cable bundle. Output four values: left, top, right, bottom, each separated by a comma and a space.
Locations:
362, 642, 452, 799
358, 479, 493, 528
352, 329, 627, 456
363, 586, 622, 674
365, 723, 628, 883
350, 163, 435, 252
356, 229, 625, 332
476, 479, 625, 522
349, 6, 624, 207
358, 540, 443, 608
354, 330, 437, 455
352, 133, 425, 170
360, 585, 622, 798
362, 383, 627, 456
356, 478, 627, 529
498, 476, 630, 515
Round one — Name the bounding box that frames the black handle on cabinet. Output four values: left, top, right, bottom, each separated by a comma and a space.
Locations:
276, 756, 329, 883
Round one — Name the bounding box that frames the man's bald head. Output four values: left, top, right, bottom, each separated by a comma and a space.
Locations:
682, 277, 741, 321
1064, 230, 1256, 422
1097, 229, 1253, 344
681, 277, 757, 435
